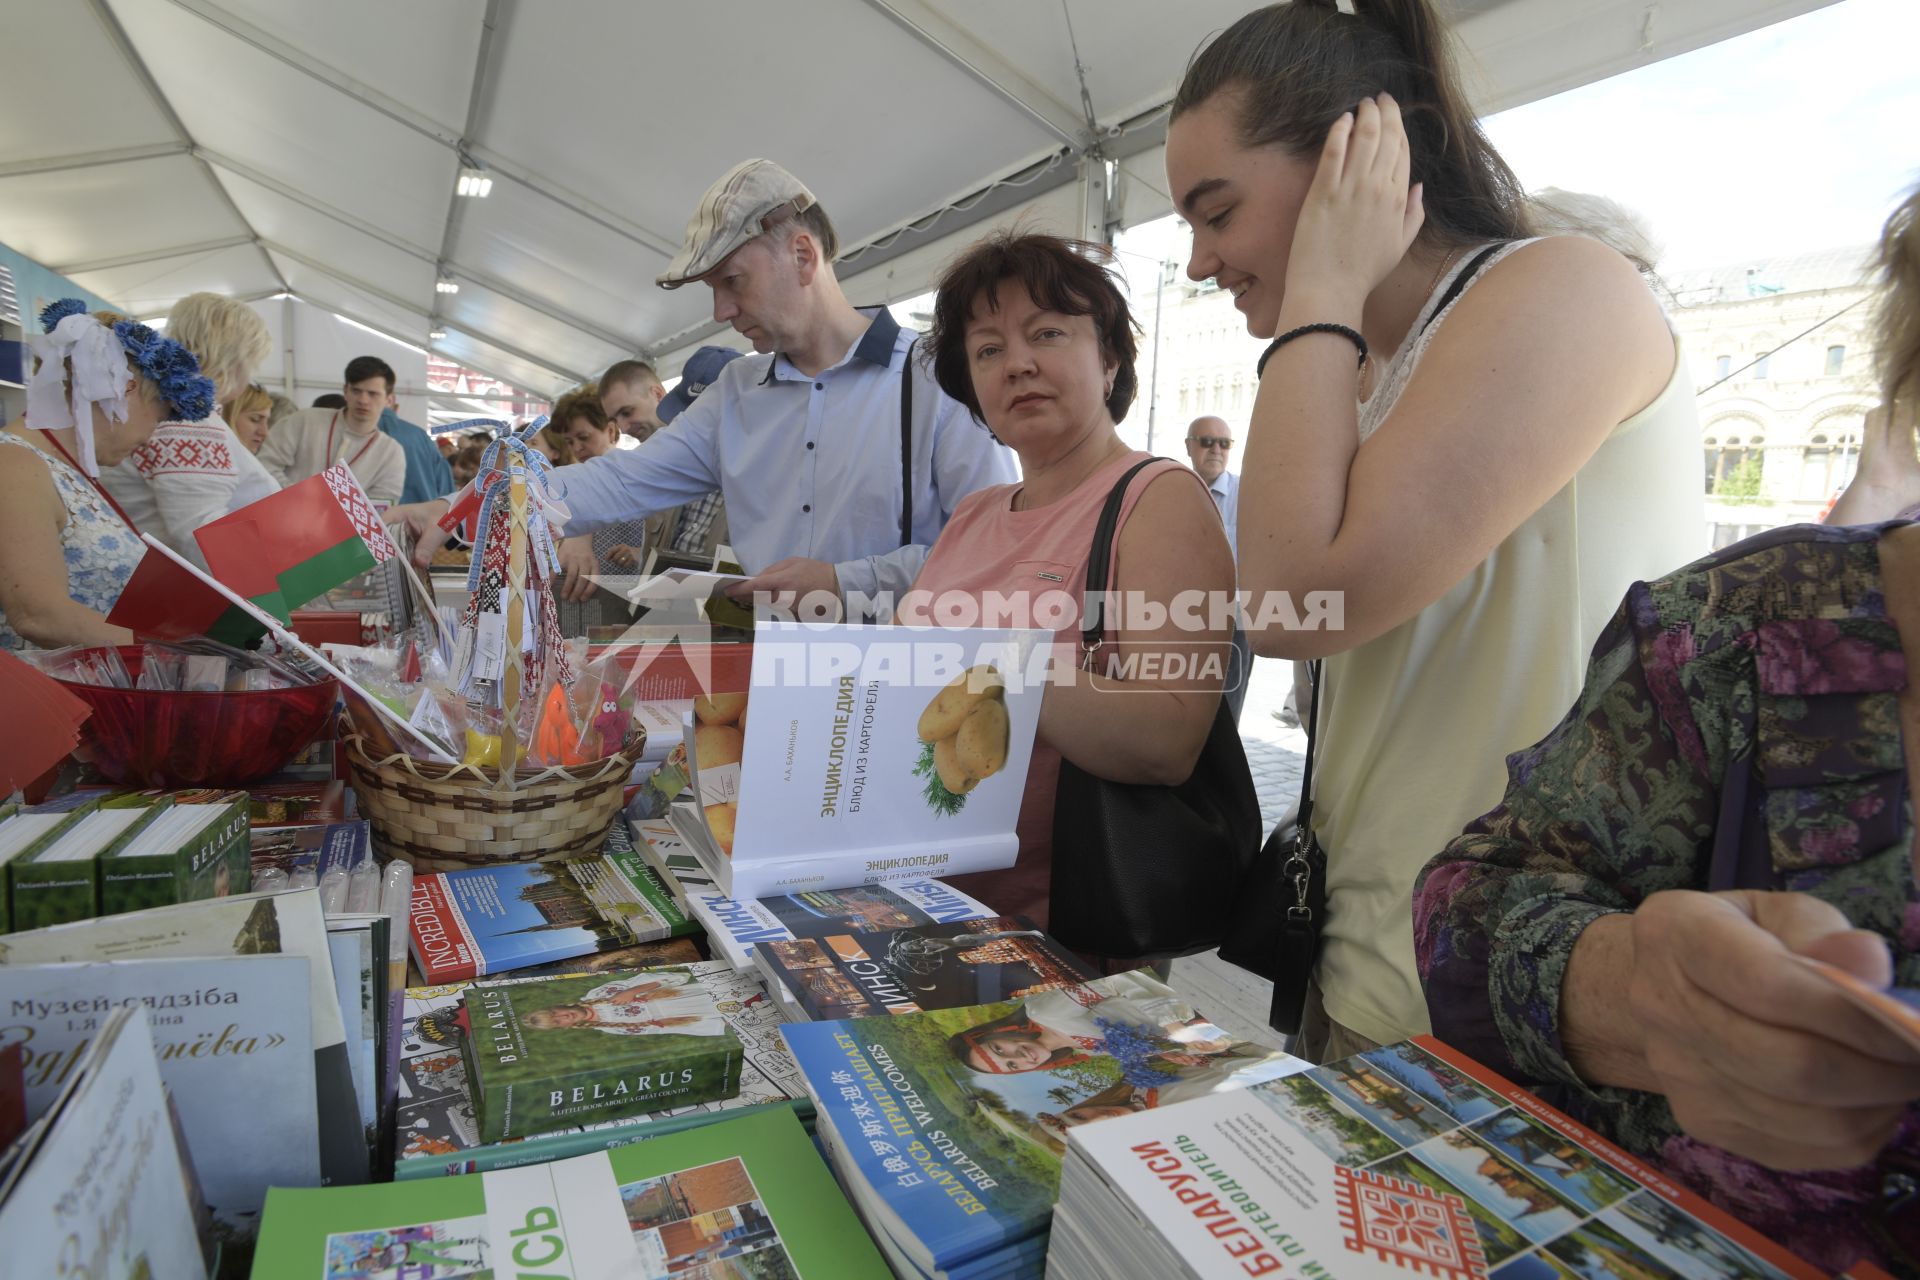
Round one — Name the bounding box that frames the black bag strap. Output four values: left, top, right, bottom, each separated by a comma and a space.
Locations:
1421, 242, 1505, 338
899, 338, 918, 548
1078, 457, 1163, 663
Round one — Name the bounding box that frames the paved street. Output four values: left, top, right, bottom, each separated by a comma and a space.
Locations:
1238, 655, 1306, 840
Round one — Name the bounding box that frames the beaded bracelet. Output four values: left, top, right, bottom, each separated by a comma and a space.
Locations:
1256, 323, 1368, 378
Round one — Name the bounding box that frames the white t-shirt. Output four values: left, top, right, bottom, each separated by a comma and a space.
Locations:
257, 407, 406, 503
101, 413, 282, 570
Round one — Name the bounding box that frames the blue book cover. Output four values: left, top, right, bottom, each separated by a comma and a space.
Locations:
408, 824, 694, 983
781, 969, 1301, 1277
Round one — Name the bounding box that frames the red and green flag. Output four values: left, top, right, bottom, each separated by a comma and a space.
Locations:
195, 464, 398, 621
106, 540, 267, 647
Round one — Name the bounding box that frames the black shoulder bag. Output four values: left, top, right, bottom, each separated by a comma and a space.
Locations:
1217, 240, 1508, 1034
1048, 458, 1263, 960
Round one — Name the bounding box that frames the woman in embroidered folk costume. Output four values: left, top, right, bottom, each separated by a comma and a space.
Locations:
0, 300, 214, 649
98, 292, 280, 570
1163, 0, 1703, 1060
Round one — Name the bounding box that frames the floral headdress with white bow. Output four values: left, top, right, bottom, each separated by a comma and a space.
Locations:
25, 298, 216, 475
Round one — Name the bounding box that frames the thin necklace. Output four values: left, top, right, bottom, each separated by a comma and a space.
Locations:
1363, 246, 1463, 402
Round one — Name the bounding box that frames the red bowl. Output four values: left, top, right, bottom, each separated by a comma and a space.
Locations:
54, 646, 338, 789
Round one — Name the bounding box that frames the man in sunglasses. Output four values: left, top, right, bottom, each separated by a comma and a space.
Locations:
1186, 416, 1251, 720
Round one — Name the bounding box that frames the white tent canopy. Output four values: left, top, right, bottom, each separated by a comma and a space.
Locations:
3, 0, 1836, 401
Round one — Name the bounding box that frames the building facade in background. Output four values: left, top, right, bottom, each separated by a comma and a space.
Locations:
1666, 246, 1877, 547
1124, 242, 1884, 551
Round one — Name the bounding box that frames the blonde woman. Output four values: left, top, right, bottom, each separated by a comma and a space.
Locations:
100, 291, 280, 569
224, 383, 275, 453
1825, 187, 1920, 526
0, 301, 214, 648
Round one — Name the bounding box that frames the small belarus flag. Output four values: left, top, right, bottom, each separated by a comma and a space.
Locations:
107, 539, 267, 647
195, 464, 398, 621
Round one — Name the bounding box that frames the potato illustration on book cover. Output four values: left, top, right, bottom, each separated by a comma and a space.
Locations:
913, 664, 1008, 815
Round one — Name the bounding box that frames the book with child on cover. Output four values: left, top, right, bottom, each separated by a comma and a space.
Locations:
395, 958, 805, 1182
756, 914, 1097, 1022
780, 968, 1304, 1279
667, 620, 1046, 899
460, 964, 745, 1143
1051, 1036, 1820, 1280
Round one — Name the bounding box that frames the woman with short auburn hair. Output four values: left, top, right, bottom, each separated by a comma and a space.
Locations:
900, 231, 1236, 934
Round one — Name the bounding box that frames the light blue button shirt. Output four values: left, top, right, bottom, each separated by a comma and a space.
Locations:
1207, 468, 1240, 560
553, 307, 1016, 603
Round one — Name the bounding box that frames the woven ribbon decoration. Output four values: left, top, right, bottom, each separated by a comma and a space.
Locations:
451, 418, 575, 704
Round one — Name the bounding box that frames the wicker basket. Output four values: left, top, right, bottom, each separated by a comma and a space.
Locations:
341, 450, 646, 872
342, 719, 639, 871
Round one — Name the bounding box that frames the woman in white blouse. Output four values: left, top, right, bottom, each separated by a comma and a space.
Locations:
101, 292, 280, 568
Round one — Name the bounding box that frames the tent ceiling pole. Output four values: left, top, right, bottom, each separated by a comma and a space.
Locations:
196, 147, 439, 261
859, 0, 1088, 148
195, 146, 636, 354
432, 0, 508, 334
164, 0, 679, 257
85, 0, 289, 298
260, 240, 587, 384
0, 142, 189, 180
53, 234, 256, 277
283, 292, 560, 401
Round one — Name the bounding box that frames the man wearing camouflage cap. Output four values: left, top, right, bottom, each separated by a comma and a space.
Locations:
548, 159, 1015, 614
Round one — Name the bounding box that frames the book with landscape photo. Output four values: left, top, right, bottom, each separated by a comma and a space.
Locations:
408, 821, 694, 983
1049, 1036, 1820, 1280
461, 963, 746, 1143
756, 915, 1097, 1022
0, 952, 318, 1242
254, 1106, 889, 1279
780, 968, 1303, 1279
394, 958, 805, 1180
667, 620, 1045, 899
685, 869, 997, 972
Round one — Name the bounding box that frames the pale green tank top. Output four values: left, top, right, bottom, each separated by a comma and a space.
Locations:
1311, 238, 1707, 1046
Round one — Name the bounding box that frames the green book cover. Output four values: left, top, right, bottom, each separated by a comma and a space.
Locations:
0, 808, 95, 933
99, 794, 250, 916
461, 964, 745, 1143
252, 1106, 889, 1279
9, 804, 168, 930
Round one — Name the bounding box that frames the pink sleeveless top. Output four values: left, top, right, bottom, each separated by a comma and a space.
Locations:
903, 450, 1205, 927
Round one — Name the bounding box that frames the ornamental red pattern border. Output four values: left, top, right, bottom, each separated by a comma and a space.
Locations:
131, 425, 236, 478
1334, 1164, 1488, 1280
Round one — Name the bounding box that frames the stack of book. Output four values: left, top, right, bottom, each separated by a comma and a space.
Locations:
1047, 1038, 1823, 1280
0, 886, 368, 1250
753, 913, 1095, 1023
0, 791, 250, 930
406, 821, 694, 983
396, 959, 804, 1180
781, 968, 1304, 1280
256, 1104, 887, 1277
